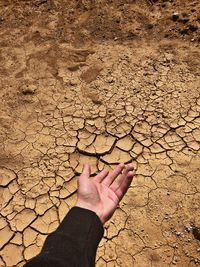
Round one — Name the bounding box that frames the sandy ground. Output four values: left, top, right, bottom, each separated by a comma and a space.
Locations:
0, 0, 200, 266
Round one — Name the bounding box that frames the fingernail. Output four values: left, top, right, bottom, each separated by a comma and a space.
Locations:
128, 171, 134, 177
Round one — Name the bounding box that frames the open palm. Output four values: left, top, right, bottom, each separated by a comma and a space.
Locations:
76, 163, 134, 224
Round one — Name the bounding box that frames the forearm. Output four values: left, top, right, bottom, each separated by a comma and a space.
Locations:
24, 207, 104, 267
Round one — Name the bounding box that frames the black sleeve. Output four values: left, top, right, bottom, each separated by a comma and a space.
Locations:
24, 207, 104, 267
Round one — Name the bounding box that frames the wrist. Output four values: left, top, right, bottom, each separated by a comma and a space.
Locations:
75, 201, 105, 224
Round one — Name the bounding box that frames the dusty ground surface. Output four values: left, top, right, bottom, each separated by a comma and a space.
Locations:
0, 0, 200, 266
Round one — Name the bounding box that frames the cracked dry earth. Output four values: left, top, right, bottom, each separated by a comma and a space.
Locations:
0, 1, 200, 267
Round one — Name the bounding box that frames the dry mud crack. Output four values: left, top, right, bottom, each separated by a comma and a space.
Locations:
0, 0, 200, 266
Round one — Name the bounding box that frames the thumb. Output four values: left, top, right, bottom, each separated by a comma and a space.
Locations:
79, 163, 91, 182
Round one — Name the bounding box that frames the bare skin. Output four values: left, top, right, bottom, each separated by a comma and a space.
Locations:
76, 163, 134, 224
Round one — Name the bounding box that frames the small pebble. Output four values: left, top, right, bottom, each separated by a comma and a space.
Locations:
172, 12, 179, 21
176, 232, 181, 236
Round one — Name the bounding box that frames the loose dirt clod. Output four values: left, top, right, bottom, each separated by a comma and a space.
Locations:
20, 85, 37, 95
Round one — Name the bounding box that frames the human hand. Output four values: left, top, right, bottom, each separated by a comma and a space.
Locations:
75, 163, 134, 224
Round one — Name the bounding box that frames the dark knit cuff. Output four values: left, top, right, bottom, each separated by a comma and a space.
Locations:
57, 206, 104, 248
